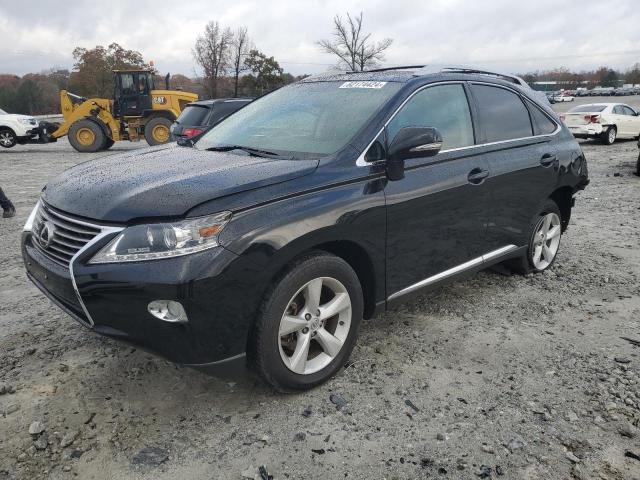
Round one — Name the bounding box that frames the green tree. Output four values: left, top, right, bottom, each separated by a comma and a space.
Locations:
244, 49, 284, 95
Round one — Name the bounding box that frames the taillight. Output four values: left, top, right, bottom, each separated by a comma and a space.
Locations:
584, 115, 600, 124
183, 128, 204, 138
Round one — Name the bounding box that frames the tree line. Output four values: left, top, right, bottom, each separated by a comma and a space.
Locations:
4, 10, 638, 115
522, 65, 640, 88
0, 12, 391, 115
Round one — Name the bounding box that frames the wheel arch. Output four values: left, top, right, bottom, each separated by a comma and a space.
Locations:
549, 186, 573, 232
142, 110, 176, 123
0, 125, 16, 135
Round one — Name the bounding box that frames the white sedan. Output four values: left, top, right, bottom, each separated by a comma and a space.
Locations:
560, 103, 640, 145
553, 94, 574, 102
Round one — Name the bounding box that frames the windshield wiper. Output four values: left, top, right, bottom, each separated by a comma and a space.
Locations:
205, 144, 284, 158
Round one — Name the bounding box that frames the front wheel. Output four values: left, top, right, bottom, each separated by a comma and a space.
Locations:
249, 252, 363, 392
0, 129, 17, 148
601, 126, 617, 145
509, 199, 563, 274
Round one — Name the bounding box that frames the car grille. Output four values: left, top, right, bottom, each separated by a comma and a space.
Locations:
32, 203, 101, 268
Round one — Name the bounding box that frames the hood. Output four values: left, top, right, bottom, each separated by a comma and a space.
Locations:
42, 144, 318, 223
2, 113, 36, 121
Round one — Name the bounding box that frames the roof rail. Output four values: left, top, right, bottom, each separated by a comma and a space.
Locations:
436, 66, 528, 87
356, 65, 426, 73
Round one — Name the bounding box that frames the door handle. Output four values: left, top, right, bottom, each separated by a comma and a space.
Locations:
540, 153, 557, 167
467, 167, 489, 184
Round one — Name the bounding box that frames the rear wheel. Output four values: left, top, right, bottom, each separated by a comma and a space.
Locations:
0, 128, 16, 148
144, 117, 172, 146
601, 126, 617, 145
636, 152, 640, 176
249, 252, 363, 392
508, 199, 563, 275
68, 120, 106, 152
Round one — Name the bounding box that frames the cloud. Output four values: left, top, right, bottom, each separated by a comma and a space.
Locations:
1, 0, 638, 76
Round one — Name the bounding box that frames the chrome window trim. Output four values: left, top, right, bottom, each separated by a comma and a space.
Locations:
356, 80, 561, 167
387, 245, 517, 302
69, 225, 124, 327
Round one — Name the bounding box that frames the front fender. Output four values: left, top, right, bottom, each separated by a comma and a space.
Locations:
218, 177, 388, 307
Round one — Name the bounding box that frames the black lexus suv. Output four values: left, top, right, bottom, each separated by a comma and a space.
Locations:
22, 66, 589, 391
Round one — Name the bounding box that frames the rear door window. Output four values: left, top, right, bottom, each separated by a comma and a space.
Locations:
613, 105, 624, 115
471, 84, 533, 142
387, 83, 475, 150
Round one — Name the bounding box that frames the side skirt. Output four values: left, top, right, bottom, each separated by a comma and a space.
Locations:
386, 245, 526, 309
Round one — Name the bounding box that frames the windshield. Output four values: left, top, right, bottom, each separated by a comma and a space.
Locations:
196, 81, 403, 157
568, 105, 607, 113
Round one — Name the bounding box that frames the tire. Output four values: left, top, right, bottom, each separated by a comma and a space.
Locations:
636, 152, 640, 177
508, 199, 563, 275
601, 126, 617, 145
102, 138, 115, 150
0, 128, 17, 148
68, 119, 106, 153
144, 117, 173, 146
249, 251, 364, 392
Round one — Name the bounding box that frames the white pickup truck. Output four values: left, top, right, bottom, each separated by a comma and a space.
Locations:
0, 108, 40, 148
560, 103, 640, 145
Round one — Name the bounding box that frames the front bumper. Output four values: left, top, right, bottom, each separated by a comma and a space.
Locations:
22, 227, 266, 366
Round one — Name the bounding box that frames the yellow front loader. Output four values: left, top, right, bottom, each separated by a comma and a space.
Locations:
48, 70, 197, 152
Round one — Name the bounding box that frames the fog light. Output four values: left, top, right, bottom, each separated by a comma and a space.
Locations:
148, 300, 188, 323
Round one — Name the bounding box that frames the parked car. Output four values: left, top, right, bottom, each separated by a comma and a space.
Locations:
560, 103, 640, 144
553, 93, 574, 102
22, 67, 589, 391
614, 88, 633, 96
0, 108, 39, 148
170, 98, 253, 141
575, 89, 590, 97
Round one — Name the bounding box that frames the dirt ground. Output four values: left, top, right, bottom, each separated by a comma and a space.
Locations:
1, 114, 640, 479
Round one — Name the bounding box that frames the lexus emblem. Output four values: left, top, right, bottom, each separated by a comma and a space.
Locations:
38, 221, 56, 249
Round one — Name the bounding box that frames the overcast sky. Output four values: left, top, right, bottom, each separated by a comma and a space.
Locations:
1, 0, 639, 77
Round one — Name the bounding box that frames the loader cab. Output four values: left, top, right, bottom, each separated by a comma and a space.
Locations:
113, 70, 154, 118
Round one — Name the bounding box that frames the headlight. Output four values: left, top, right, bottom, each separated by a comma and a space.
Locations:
18, 118, 36, 125
89, 212, 231, 264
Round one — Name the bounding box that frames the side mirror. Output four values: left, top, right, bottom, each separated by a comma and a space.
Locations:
388, 127, 443, 161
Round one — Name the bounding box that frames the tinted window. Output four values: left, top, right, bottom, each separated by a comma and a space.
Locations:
526, 101, 558, 136
472, 84, 532, 142
387, 84, 474, 150
177, 105, 211, 126
568, 105, 607, 113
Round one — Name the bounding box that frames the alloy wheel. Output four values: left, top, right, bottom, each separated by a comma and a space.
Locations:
531, 212, 561, 270
0, 131, 15, 147
278, 276, 352, 375
608, 128, 616, 144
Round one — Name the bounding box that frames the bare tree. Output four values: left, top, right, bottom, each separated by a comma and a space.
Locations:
317, 12, 393, 72
193, 21, 233, 98
230, 26, 252, 97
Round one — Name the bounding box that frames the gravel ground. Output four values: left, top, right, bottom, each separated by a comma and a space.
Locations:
1, 120, 640, 480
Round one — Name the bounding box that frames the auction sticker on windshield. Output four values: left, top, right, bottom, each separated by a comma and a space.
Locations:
339, 81, 388, 89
